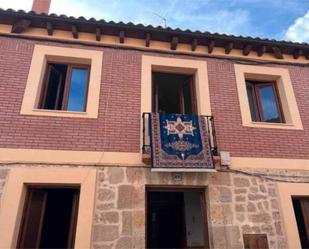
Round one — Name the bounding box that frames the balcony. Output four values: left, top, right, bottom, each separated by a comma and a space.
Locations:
142, 112, 217, 171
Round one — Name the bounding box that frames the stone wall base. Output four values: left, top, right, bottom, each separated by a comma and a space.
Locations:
0, 165, 290, 248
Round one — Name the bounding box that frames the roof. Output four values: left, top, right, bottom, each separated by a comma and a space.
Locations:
0, 8, 308, 58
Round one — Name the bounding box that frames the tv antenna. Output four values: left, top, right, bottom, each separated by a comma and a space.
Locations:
154, 13, 167, 28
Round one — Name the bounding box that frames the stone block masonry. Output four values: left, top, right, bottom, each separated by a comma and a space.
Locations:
0, 165, 289, 248
0, 168, 9, 210
0, 165, 293, 248
93, 166, 287, 249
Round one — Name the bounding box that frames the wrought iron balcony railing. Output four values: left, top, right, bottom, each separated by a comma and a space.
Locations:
142, 112, 218, 158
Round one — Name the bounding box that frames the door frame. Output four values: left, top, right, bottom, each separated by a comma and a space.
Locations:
145, 186, 210, 249
16, 185, 80, 249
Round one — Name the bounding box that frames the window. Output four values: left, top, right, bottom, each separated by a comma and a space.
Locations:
17, 186, 80, 249
292, 198, 309, 248
141, 55, 211, 117
243, 234, 269, 249
20, 45, 103, 118
246, 81, 284, 123
152, 72, 197, 114
39, 63, 90, 112
234, 64, 303, 129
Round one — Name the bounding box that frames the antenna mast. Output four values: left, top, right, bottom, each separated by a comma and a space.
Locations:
154, 13, 167, 28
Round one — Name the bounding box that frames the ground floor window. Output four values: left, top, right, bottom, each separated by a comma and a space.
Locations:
17, 186, 80, 249
293, 197, 309, 249
146, 188, 209, 249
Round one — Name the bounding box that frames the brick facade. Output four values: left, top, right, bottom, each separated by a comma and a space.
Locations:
1, 26, 309, 249
0, 36, 308, 158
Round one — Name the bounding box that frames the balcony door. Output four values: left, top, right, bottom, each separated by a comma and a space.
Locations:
152, 72, 197, 114
146, 188, 209, 249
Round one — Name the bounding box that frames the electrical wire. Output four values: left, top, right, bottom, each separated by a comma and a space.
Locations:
219, 167, 309, 183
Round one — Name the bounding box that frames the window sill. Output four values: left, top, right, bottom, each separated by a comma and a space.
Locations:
33, 108, 87, 114
20, 108, 97, 119
243, 121, 303, 130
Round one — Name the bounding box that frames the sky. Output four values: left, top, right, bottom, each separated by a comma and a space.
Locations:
0, 0, 308, 43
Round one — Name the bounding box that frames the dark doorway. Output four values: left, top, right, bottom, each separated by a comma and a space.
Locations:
152, 72, 197, 114
147, 188, 209, 249
293, 197, 309, 249
17, 186, 80, 249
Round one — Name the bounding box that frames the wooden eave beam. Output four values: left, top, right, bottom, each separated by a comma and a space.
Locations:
257, 45, 266, 57
171, 36, 178, 50
272, 47, 283, 59
119, 31, 125, 43
191, 38, 198, 51
208, 40, 215, 54
72, 25, 78, 39
293, 49, 301, 59
225, 42, 234, 54
46, 22, 53, 36
243, 44, 252, 56
145, 33, 151, 47
11, 19, 31, 33
96, 28, 101, 41
8, 16, 308, 60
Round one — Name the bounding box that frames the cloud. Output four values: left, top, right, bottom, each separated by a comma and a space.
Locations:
285, 10, 309, 43
0, 0, 32, 10
168, 8, 252, 35
0, 0, 256, 37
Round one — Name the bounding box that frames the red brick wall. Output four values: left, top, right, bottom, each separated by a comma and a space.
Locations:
0, 36, 308, 158
31, 0, 51, 14
207, 59, 309, 158
0, 37, 141, 152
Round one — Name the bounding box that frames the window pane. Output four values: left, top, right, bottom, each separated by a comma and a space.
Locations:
43, 64, 67, 110
246, 83, 259, 122
67, 68, 88, 112
258, 85, 281, 123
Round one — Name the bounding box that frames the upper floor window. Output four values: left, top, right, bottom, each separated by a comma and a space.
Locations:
234, 64, 303, 130
152, 72, 197, 114
246, 81, 284, 123
20, 45, 102, 119
39, 63, 90, 112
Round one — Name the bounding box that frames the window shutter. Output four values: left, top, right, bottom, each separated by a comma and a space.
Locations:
300, 199, 309, 244
190, 77, 197, 114
67, 191, 80, 248
17, 189, 47, 249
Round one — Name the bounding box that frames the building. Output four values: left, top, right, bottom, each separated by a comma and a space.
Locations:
0, 0, 309, 248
